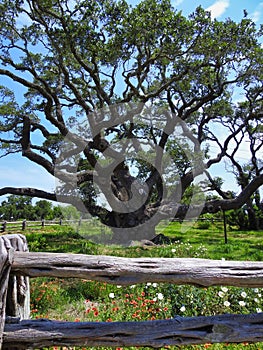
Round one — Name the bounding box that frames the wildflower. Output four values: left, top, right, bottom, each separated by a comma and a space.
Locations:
254, 298, 259, 303
130, 285, 136, 289
258, 293, 262, 298
146, 282, 152, 286
180, 305, 186, 312
171, 248, 176, 253
224, 301, 230, 307
117, 285, 122, 288
109, 292, 115, 299
239, 301, 246, 307
221, 287, 228, 293
157, 293, 164, 300
218, 291, 224, 298
256, 308, 262, 313
241, 291, 247, 298
254, 288, 259, 293
141, 291, 145, 297
152, 283, 158, 288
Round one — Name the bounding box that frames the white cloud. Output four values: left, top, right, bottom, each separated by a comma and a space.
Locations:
172, 0, 184, 6
251, 2, 263, 23
205, 0, 230, 20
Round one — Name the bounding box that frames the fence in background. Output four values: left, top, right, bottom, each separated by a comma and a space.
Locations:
0, 218, 88, 233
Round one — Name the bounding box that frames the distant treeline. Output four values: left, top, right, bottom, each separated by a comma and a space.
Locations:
0, 195, 82, 221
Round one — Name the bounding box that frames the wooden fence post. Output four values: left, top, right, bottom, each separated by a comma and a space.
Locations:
21, 220, 26, 231
0, 236, 14, 349
3, 235, 30, 322
1, 222, 6, 233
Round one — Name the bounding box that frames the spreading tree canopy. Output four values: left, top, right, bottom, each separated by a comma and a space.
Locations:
0, 0, 263, 242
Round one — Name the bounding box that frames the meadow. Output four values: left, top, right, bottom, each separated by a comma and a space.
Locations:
8, 218, 263, 350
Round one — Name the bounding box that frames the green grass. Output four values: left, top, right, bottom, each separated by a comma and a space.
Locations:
17, 221, 263, 350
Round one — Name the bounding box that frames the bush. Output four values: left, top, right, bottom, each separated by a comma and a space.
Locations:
196, 219, 210, 229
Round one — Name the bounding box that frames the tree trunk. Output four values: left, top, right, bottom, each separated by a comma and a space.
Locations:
110, 206, 160, 245
111, 223, 156, 245
103, 163, 161, 244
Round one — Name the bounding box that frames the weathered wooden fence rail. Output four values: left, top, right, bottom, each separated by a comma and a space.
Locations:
11, 252, 263, 287
1, 234, 263, 349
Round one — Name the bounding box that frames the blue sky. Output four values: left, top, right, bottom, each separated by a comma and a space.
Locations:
0, 0, 262, 203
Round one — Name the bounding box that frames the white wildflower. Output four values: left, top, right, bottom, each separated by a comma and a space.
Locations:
239, 300, 246, 307
180, 306, 186, 312
241, 291, 247, 298
157, 293, 164, 300
221, 287, 228, 293
218, 291, 225, 298
256, 308, 262, 313
109, 292, 115, 299
224, 301, 230, 307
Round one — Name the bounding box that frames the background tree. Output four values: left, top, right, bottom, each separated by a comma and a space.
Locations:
0, 196, 35, 220
0, 195, 62, 220
0, 0, 263, 242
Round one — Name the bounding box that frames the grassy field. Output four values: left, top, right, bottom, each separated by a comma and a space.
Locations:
7, 219, 263, 350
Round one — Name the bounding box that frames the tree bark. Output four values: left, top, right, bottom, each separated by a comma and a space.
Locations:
3, 313, 263, 349
0, 236, 14, 349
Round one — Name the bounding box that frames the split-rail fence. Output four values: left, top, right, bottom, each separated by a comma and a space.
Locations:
1, 233, 263, 349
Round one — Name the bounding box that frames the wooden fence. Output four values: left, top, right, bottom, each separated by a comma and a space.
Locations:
1, 234, 263, 349
0, 219, 65, 233
0, 218, 107, 233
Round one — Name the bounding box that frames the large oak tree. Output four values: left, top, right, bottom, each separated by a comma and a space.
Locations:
0, 0, 263, 242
